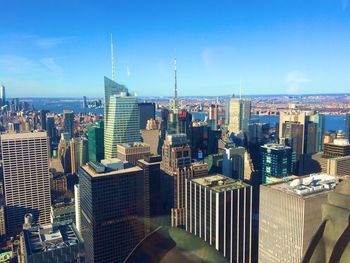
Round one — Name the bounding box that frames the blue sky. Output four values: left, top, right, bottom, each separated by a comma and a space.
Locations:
1, 0, 350, 97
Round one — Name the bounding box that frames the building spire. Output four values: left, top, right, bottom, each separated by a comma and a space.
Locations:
111, 33, 116, 81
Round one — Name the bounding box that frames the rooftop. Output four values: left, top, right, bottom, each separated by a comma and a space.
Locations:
262, 143, 291, 150
0, 131, 47, 140
118, 142, 150, 148
24, 222, 81, 256
266, 173, 339, 197
191, 174, 248, 192
81, 163, 142, 178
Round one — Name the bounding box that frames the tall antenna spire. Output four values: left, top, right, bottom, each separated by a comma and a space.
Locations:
174, 58, 178, 108
111, 33, 116, 81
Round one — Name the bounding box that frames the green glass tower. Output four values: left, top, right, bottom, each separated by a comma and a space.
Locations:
104, 77, 140, 159
88, 121, 104, 162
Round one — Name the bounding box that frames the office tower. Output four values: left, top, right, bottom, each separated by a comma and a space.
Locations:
160, 108, 169, 143
18, 217, 84, 263
1, 132, 51, 234
167, 110, 192, 139
161, 134, 191, 175
117, 142, 150, 165
191, 124, 209, 159
326, 156, 350, 176
0, 206, 6, 236
279, 111, 324, 170
228, 95, 251, 136
222, 146, 246, 180
70, 137, 89, 174
259, 173, 339, 263
209, 103, 219, 130
136, 155, 162, 234
186, 174, 252, 263
39, 110, 49, 130
83, 96, 87, 108
74, 184, 81, 234
346, 113, 350, 141
138, 102, 155, 130
58, 134, 71, 174
0, 83, 5, 106
63, 110, 74, 139
303, 178, 350, 263
104, 77, 140, 159
88, 121, 104, 162
46, 116, 55, 140
224, 96, 230, 126
261, 143, 295, 184
323, 130, 350, 158
79, 161, 145, 263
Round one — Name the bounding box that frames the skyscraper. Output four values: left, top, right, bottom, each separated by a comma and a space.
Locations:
1, 132, 51, 234
138, 102, 155, 130
345, 113, 350, 140
261, 143, 295, 184
88, 121, 104, 162
186, 174, 252, 263
259, 173, 339, 263
0, 83, 6, 106
117, 142, 150, 165
222, 146, 246, 180
39, 110, 49, 130
63, 110, 74, 139
104, 76, 140, 159
83, 96, 87, 108
228, 96, 251, 135
79, 161, 145, 263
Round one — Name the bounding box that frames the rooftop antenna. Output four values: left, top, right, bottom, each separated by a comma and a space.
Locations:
111, 33, 116, 81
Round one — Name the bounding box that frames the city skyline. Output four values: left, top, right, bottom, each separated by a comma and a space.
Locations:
1, 0, 350, 97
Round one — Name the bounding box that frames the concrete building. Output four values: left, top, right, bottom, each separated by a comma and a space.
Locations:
346, 113, 350, 141
18, 219, 84, 263
0, 206, 6, 236
259, 173, 339, 263
117, 142, 150, 165
228, 96, 251, 135
323, 130, 350, 158
186, 174, 252, 263
222, 146, 246, 180
141, 129, 161, 155
1, 132, 51, 234
78, 161, 145, 263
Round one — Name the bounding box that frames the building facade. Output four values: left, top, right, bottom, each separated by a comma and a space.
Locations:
228, 97, 251, 135
88, 121, 104, 162
186, 174, 252, 263
1, 132, 51, 234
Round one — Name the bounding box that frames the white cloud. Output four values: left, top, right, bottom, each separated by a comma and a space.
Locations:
285, 70, 309, 94
40, 58, 63, 76
34, 37, 75, 49
0, 55, 38, 73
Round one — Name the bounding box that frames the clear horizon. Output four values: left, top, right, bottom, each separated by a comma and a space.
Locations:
1, 0, 350, 97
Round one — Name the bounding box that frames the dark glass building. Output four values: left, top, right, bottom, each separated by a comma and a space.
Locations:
63, 110, 75, 139
138, 102, 155, 130
88, 121, 104, 162
261, 143, 294, 184
78, 162, 145, 263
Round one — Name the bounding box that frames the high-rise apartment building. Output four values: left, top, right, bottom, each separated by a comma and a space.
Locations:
138, 102, 155, 130
186, 174, 252, 263
104, 77, 140, 159
79, 161, 145, 263
1, 132, 51, 234
117, 142, 150, 165
228, 96, 251, 135
63, 110, 74, 139
259, 173, 339, 263
261, 143, 295, 184
88, 121, 104, 162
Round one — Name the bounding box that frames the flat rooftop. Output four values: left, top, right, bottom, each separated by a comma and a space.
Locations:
118, 142, 150, 148
191, 174, 248, 192
81, 163, 142, 178
1, 131, 47, 140
266, 173, 339, 198
24, 222, 81, 255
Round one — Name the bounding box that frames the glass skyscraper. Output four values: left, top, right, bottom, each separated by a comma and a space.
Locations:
261, 143, 295, 184
88, 121, 104, 162
63, 110, 74, 139
104, 76, 140, 159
